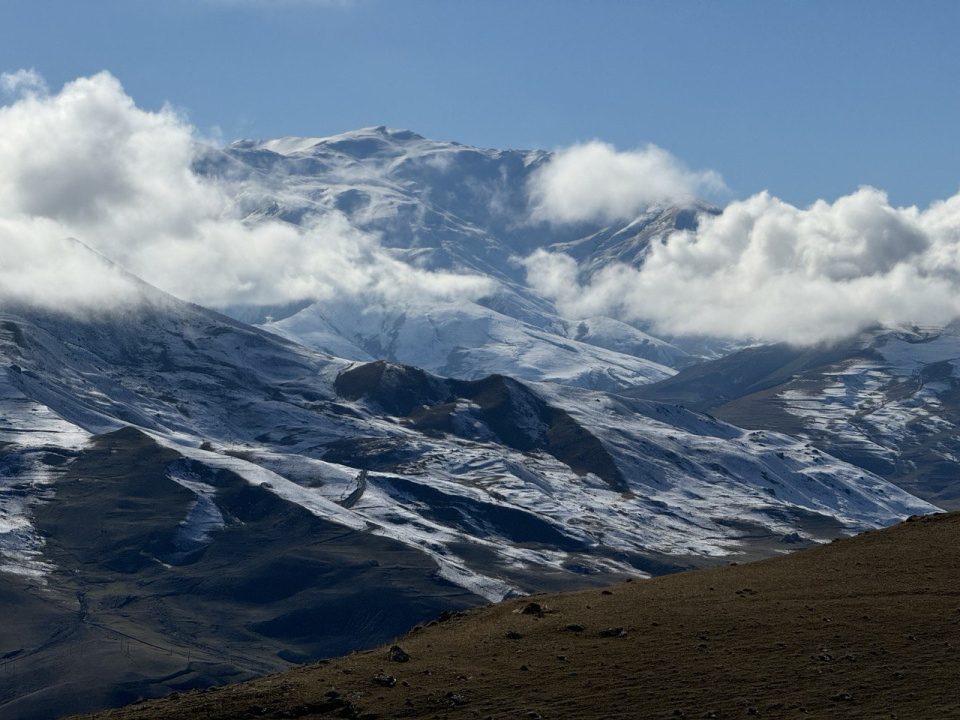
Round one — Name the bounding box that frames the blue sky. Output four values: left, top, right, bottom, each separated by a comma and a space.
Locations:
1, 0, 957, 208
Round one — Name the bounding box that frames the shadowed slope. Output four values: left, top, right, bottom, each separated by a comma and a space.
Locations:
77, 511, 960, 720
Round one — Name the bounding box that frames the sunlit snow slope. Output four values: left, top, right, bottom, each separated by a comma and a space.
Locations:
195, 127, 716, 388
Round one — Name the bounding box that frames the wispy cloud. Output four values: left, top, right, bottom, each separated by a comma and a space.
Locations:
0, 68, 47, 98
0, 70, 490, 314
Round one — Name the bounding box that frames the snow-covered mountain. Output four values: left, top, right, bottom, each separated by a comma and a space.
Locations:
0, 128, 949, 718
628, 325, 960, 510
0, 255, 935, 715
2, 269, 928, 591
194, 126, 714, 388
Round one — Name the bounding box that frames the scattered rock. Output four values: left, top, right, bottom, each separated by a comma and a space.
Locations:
518, 602, 545, 617
565, 624, 585, 632
388, 645, 410, 663
831, 693, 853, 702
601, 590, 613, 595
445, 692, 468, 706
372, 673, 396, 688
506, 630, 522, 640
599, 627, 627, 638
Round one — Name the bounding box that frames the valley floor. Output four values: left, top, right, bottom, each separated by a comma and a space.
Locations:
76, 511, 960, 720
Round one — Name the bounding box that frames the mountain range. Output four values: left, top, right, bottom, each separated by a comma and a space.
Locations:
0, 128, 954, 719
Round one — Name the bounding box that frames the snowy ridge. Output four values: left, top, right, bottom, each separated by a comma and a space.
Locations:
200, 126, 715, 387
0, 286, 938, 598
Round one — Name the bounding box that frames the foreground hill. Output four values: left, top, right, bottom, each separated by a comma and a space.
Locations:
78, 511, 960, 720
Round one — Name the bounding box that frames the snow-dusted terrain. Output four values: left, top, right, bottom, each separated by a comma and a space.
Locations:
0, 126, 952, 719
0, 270, 936, 606
194, 127, 711, 387
631, 325, 960, 510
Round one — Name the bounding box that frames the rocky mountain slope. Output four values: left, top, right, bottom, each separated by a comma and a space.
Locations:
75, 510, 960, 720
196, 127, 715, 388
627, 325, 960, 510
0, 259, 934, 718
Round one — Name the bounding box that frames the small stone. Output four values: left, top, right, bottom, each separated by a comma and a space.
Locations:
831, 693, 853, 702
565, 624, 585, 632
372, 673, 396, 688
599, 627, 627, 638
445, 692, 468, 706
506, 630, 522, 640
389, 645, 410, 663
518, 602, 545, 617
601, 590, 613, 595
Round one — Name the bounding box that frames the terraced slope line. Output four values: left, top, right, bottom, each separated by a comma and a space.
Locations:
77, 511, 960, 720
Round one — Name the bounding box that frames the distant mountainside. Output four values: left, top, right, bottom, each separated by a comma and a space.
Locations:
0, 253, 933, 718
195, 127, 720, 389
626, 325, 960, 510
75, 510, 960, 720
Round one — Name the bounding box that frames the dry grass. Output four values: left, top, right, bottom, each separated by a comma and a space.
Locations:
77, 511, 960, 719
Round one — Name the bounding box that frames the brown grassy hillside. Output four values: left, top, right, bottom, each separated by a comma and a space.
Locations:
76, 511, 960, 719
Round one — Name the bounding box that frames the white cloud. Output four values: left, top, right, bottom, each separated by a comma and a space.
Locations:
0, 71, 491, 314
0, 69, 47, 98
527, 140, 726, 225
524, 187, 960, 344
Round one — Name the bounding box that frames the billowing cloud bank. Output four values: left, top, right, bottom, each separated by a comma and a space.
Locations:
527, 140, 726, 225
6, 70, 960, 345
0, 71, 491, 313
524, 187, 960, 344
